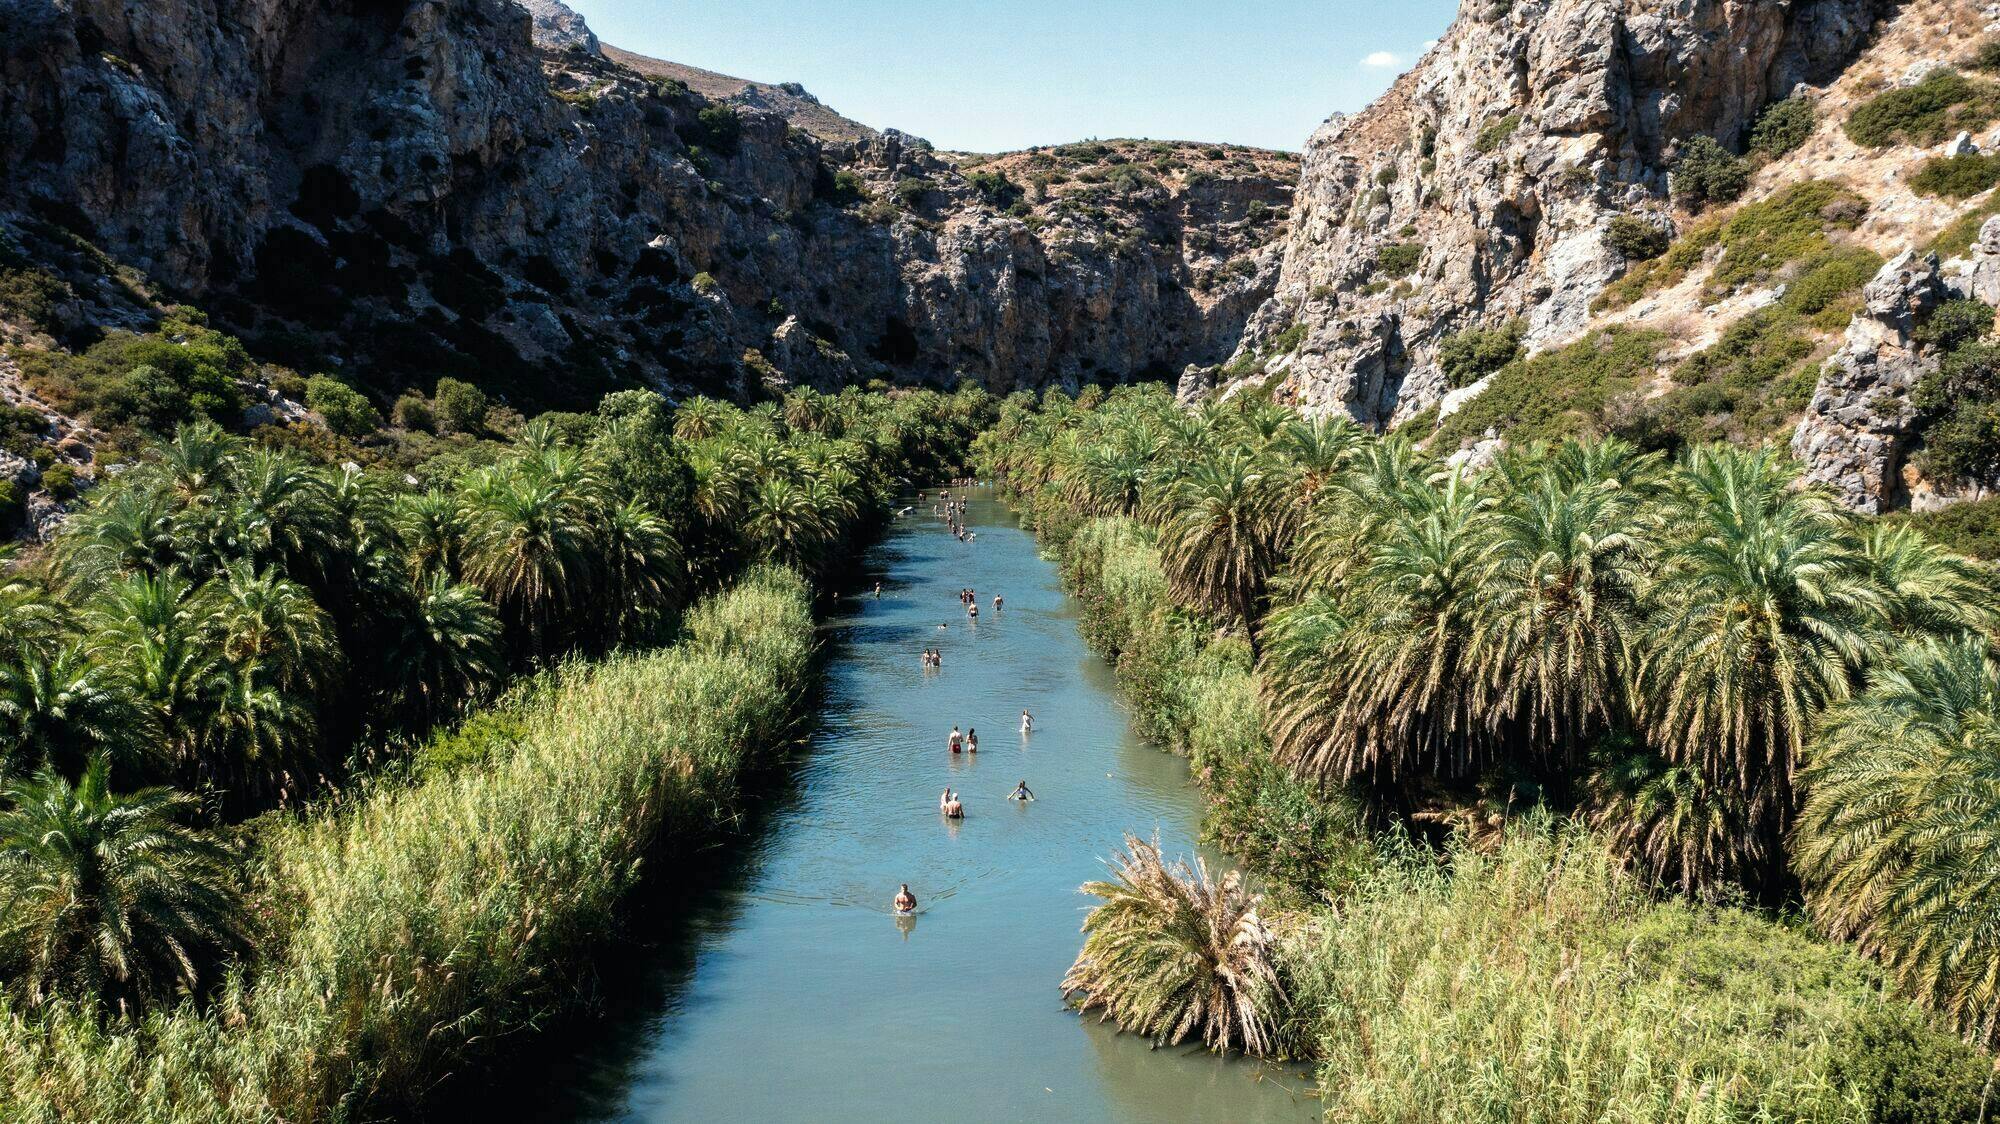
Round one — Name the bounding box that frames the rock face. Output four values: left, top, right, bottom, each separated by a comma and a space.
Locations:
1220, 0, 1885, 427
1790, 251, 1945, 514
517, 0, 598, 55
0, 0, 1291, 406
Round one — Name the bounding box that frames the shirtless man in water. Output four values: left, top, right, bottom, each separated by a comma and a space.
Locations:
894, 884, 917, 914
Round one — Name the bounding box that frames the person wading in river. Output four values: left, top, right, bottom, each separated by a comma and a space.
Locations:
966, 728, 978, 753
894, 884, 916, 914
949, 725, 962, 753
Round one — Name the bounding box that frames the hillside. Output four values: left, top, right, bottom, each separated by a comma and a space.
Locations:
0, 0, 1292, 538
1207, 0, 2000, 528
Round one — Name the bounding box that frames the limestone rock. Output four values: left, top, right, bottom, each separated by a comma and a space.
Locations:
1220, 0, 1886, 427
1790, 251, 1945, 513
515, 0, 599, 55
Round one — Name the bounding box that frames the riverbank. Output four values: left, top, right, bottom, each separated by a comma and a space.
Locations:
0, 568, 816, 1122
998, 490, 1995, 1120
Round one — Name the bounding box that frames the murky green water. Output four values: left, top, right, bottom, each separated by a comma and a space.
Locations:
494, 488, 1318, 1122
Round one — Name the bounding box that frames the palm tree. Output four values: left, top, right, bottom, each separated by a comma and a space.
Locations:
1586, 741, 1761, 899
597, 498, 682, 642
0, 644, 152, 780
673, 396, 729, 443
82, 572, 229, 778
51, 482, 180, 590
1061, 835, 1286, 1056
393, 488, 471, 585
0, 759, 247, 1015
1856, 523, 2000, 638
1296, 468, 1499, 782
1476, 447, 1648, 764
380, 576, 504, 726
462, 459, 604, 656
1153, 448, 1284, 629
746, 476, 830, 571
1794, 635, 2000, 1045
1638, 446, 1882, 862
208, 561, 340, 697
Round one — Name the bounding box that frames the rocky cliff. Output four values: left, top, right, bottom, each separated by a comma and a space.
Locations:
0, 0, 1291, 412
1215, 0, 1889, 428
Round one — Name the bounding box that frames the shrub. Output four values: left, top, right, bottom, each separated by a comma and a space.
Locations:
1432, 327, 1665, 447
1890, 495, 2000, 559
1376, 242, 1422, 277
1975, 38, 2000, 75
0, 267, 69, 333
689, 271, 720, 295
432, 377, 489, 435
1749, 97, 1817, 157
822, 167, 868, 205
1670, 135, 1751, 210
38, 462, 77, 500
1844, 69, 2000, 148
1915, 298, 1996, 352
1475, 113, 1521, 154
304, 374, 381, 438
1437, 319, 1526, 388
1929, 195, 2000, 257
1607, 214, 1670, 260
893, 176, 933, 208
1909, 153, 2000, 199
392, 393, 435, 433
966, 169, 1022, 208
692, 105, 742, 157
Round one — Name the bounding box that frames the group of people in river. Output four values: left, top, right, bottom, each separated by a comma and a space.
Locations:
895, 480, 1044, 917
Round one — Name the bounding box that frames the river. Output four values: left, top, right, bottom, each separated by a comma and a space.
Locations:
489, 487, 1318, 1122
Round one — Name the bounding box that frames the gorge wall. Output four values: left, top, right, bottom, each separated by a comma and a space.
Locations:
0, 0, 1291, 408
1210, 0, 1891, 427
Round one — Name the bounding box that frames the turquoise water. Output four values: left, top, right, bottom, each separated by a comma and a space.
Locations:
492, 488, 1318, 1122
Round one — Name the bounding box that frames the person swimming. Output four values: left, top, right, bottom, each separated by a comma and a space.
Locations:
1020, 710, 1033, 733
966, 728, 978, 753
967, 604, 977, 618
993, 594, 1002, 611
894, 884, 917, 914
1009, 780, 1035, 802
949, 725, 962, 753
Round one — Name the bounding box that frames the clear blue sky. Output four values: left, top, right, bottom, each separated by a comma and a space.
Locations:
564, 0, 1462, 152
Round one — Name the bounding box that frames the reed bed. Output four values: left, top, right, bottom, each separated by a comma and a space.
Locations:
1288, 826, 1990, 1123
0, 567, 814, 1122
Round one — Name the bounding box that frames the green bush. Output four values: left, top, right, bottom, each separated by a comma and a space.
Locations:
38, 462, 78, 500
1974, 39, 2000, 75
1433, 327, 1665, 447
1475, 114, 1521, 154
1930, 196, 2000, 257
1910, 153, 2000, 199
1376, 242, 1423, 277
392, 393, 435, 433
893, 176, 933, 208
967, 169, 1023, 208
432, 377, 490, 435
304, 374, 382, 438
1915, 298, 1996, 352
1749, 97, 1817, 157
1607, 214, 1670, 260
1437, 319, 1526, 388
1845, 69, 2000, 148
1890, 495, 2000, 559
692, 105, 742, 157
1670, 135, 1751, 210
0, 267, 69, 333
822, 167, 868, 205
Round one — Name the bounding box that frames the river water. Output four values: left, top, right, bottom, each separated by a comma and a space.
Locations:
499, 488, 1318, 1122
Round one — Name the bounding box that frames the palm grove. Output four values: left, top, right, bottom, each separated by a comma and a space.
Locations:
978, 382, 2000, 1113
0, 382, 991, 1118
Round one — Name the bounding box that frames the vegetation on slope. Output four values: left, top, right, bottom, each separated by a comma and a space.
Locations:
978, 386, 2000, 1105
